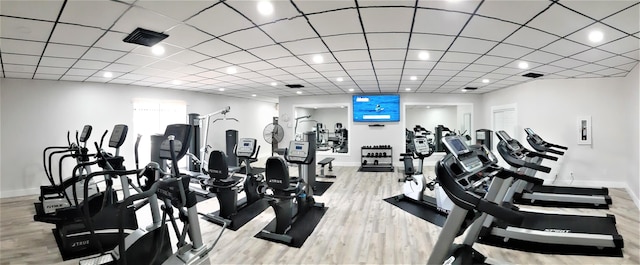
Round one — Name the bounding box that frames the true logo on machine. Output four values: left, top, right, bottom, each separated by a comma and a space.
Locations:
269, 179, 283, 184
71, 240, 90, 248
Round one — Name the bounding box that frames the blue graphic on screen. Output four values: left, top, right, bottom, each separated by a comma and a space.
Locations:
352, 94, 400, 122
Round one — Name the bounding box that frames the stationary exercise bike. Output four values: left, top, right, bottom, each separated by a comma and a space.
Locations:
201, 138, 269, 230
399, 137, 437, 202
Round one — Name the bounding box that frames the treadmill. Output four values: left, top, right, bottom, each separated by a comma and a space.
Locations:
495, 130, 611, 208
442, 136, 624, 257
524, 127, 569, 155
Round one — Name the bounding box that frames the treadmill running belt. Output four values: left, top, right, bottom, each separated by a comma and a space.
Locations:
499, 212, 620, 235
477, 235, 623, 257
532, 185, 609, 196
513, 196, 610, 209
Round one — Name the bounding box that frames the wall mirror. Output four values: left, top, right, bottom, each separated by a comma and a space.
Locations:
404, 103, 473, 154
293, 104, 350, 156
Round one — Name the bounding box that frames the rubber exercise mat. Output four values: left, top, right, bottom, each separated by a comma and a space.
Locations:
313, 181, 333, 196
255, 206, 327, 248
201, 199, 270, 231
383, 196, 448, 227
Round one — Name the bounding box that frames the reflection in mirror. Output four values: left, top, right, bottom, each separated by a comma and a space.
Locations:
294, 105, 349, 155
405, 104, 473, 153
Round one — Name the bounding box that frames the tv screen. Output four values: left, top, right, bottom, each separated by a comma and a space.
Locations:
352, 94, 400, 122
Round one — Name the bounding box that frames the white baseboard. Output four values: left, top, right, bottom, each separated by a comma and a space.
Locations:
547, 179, 627, 188
0, 187, 39, 198
625, 186, 640, 210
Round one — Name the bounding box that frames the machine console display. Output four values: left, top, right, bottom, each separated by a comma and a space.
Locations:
496, 130, 512, 142
443, 136, 483, 172
413, 137, 431, 155
236, 138, 257, 158
496, 131, 521, 151
524, 128, 544, 144
524, 128, 534, 136
79, 125, 92, 142
287, 141, 310, 162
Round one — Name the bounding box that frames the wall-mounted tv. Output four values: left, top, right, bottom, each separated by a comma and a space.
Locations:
352, 94, 400, 122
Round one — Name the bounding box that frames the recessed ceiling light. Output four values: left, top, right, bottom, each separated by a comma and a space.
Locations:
270, 82, 277, 86
252, 94, 257, 97
482, 79, 490, 84
461, 89, 468, 93
341, 106, 345, 108
518, 61, 529, 69
226, 67, 237, 74
410, 76, 417, 81
172, 80, 181, 85
348, 88, 354, 92
314, 107, 318, 109
418, 51, 430, 60
588, 30, 604, 43
427, 106, 431, 109
257, 0, 274, 16
405, 87, 411, 91
103, 72, 113, 78
312, 54, 324, 64
336, 77, 344, 82
151, 45, 165, 56
218, 88, 225, 91
296, 91, 302, 94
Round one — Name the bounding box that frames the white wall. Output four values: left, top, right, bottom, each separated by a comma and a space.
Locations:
456, 104, 473, 134
481, 71, 638, 194
406, 106, 457, 133
0, 78, 277, 197
623, 64, 639, 207
279, 93, 483, 166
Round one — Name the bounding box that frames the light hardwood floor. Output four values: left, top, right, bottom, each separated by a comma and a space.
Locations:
1, 166, 639, 264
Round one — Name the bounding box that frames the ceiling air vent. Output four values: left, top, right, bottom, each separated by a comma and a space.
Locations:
123, 28, 168, 47
522, 72, 544, 78
285, 84, 305, 88
464, 87, 478, 90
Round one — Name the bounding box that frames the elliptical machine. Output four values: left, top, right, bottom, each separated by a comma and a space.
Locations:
256, 132, 326, 246
201, 138, 270, 230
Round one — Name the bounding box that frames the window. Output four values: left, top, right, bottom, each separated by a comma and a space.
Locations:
132, 99, 187, 166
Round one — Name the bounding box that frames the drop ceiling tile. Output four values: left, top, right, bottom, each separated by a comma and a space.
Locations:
280, 65, 315, 74
541, 39, 590, 57
403, 60, 436, 70
566, 23, 627, 47
374, 61, 404, 70
503, 27, 560, 50
575, 73, 606, 78
491, 66, 526, 75
323, 34, 368, 51
94, 31, 136, 52
146, 60, 186, 71
614, 62, 639, 71
240, 61, 275, 71
74, 60, 110, 70
366, 33, 409, 49
66, 68, 97, 76
192, 39, 240, 58
0, 0, 63, 20
50, 24, 105, 46
555, 69, 586, 77
461, 16, 521, 42
487, 43, 535, 59
4, 64, 36, 73
108, 79, 136, 85
118, 73, 149, 81
140, 76, 171, 83
570, 48, 617, 63
112, 6, 179, 34
333, 50, 370, 62
130, 81, 155, 86
531, 65, 567, 74
449, 37, 496, 54
435, 62, 468, 71
342, 61, 374, 70
164, 24, 213, 49
260, 17, 317, 43
310, 63, 343, 72
456, 71, 485, 78
464, 64, 499, 72
39, 56, 76, 68
1, 53, 40, 65
573, 63, 609, 73
220, 27, 276, 50
551, 57, 587, 69
360, 7, 413, 33
35, 66, 67, 75
60, 1, 128, 29
595, 55, 637, 67
164, 50, 209, 65
0, 17, 54, 41
407, 49, 444, 61
187, 4, 254, 37
227, 0, 299, 25
116, 53, 159, 66
560, 1, 637, 21
194, 58, 231, 70
43, 43, 89, 58
430, 69, 458, 77
247, 45, 292, 60
477, 1, 550, 24
294, 0, 355, 14
258, 68, 289, 77
623, 49, 639, 60
82, 48, 126, 62
281, 38, 328, 55
174, 65, 208, 75
307, 9, 362, 36
527, 5, 594, 37
134, 0, 213, 22
4, 72, 32, 79
440, 52, 481, 63
218, 51, 261, 64
130, 43, 182, 59
33, 73, 62, 80
598, 36, 640, 55
474, 55, 515, 66
369, 50, 406, 61
348, 69, 376, 76
413, 9, 471, 35
0, 39, 45, 55
270, 57, 306, 68
520, 50, 563, 64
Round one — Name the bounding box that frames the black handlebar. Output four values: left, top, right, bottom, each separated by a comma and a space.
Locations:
527, 151, 558, 161
99, 130, 108, 149
549, 143, 568, 150
500, 168, 545, 185
477, 199, 524, 226
523, 162, 551, 173
547, 148, 564, 155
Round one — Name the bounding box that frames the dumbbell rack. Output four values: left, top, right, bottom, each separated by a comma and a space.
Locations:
359, 145, 394, 172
